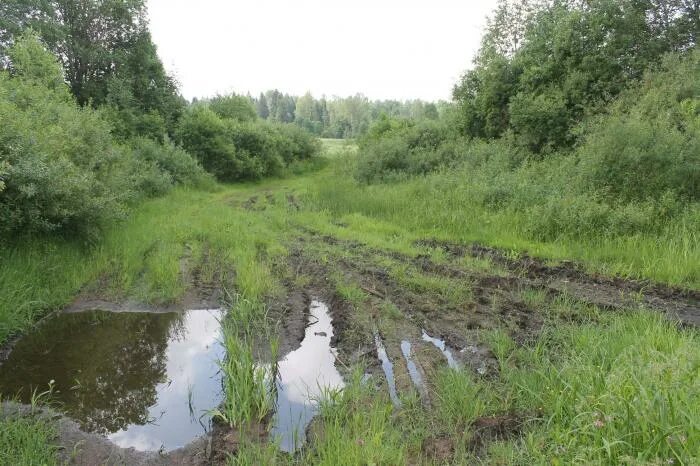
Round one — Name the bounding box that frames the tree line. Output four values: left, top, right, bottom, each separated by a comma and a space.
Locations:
220, 90, 444, 139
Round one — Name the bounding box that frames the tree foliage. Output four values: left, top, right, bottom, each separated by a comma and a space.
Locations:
176, 103, 319, 182
207, 94, 257, 122
247, 90, 445, 138
0, 33, 209, 237
1, 0, 183, 141
454, 0, 699, 152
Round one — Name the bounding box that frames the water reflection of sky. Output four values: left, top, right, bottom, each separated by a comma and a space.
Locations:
108, 309, 225, 451
271, 300, 345, 452
421, 329, 460, 369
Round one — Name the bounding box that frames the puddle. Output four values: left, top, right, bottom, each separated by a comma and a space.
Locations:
271, 300, 344, 453
400, 340, 424, 390
0, 309, 225, 452
421, 330, 460, 369
373, 332, 401, 407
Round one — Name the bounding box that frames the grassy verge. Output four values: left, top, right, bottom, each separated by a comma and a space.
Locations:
307, 157, 699, 288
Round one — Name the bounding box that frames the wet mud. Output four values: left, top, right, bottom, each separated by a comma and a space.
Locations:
418, 239, 700, 328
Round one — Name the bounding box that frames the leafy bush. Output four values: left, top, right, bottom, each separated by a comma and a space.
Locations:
174, 105, 240, 181
269, 122, 321, 163
0, 33, 210, 237
176, 104, 320, 182
355, 50, 699, 245
0, 37, 125, 235
129, 137, 213, 188
454, 1, 697, 152
355, 118, 459, 183
576, 50, 700, 202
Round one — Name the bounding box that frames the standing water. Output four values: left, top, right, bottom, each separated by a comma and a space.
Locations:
374, 333, 401, 407
400, 340, 424, 390
271, 300, 344, 452
0, 309, 225, 451
421, 330, 460, 369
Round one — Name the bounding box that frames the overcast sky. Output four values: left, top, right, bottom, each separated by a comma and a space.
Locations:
146, 0, 498, 102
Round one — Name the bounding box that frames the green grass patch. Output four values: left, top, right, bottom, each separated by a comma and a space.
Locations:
0, 413, 58, 466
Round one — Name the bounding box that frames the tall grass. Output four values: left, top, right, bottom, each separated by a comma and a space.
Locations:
306, 158, 700, 287
0, 413, 58, 466
473, 310, 700, 464
0, 181, 293, 344
214, 295, 279, 429
300, 368, 414, 465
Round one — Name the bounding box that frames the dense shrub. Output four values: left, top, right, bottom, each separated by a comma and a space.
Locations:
269, 122, 321, 164
174, 105, 239, 180
454, 1, 697, 153
355, 119, 459, 183
0, 36, 125, 235
129, 137, 213, 188
576, 50, 700, 202
176, 104, 320, 182
0, 33, 211, 237
354, 50, 699, 244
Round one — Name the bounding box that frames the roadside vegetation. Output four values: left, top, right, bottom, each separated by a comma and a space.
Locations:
0, 0, 698, 465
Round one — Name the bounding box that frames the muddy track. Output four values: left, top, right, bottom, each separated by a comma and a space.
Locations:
296, 229, 699, 328
418, 239, 700, 328
286, 243, 501, 382
284, 239, 536, 462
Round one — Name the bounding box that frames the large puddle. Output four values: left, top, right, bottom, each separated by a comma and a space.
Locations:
271, 300, 344, 452
0, 309, 225, 451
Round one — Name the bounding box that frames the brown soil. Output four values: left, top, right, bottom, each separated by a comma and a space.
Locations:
208, 421, 269, 465
421, 435, 455, 464
468, 414, 524, 456
418, 239, 700, 328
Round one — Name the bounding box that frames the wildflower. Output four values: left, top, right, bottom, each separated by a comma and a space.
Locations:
593, 419, 605, 429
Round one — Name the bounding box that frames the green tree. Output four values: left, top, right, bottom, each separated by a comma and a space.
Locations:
256, 92, 269, 119
103, 30, 184, 140
454, 0, 699, 151
208, 94, 257, 122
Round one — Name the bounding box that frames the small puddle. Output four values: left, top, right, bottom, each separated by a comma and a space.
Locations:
421, 330, 460, 369
400, 340, 424, 391
271, 300, 344, 453
373, 332, 401, 407
0, 309, 225, 451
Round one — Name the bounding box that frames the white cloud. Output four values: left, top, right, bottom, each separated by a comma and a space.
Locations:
146, 0, 498, 101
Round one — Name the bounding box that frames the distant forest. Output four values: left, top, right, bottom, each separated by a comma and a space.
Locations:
209, 91, 447, 139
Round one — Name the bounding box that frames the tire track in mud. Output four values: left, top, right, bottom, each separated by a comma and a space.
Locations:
282, 237, 530, 462
295, 229, 699, 329
418, 239, 700, 328
283, 228, 699, 461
